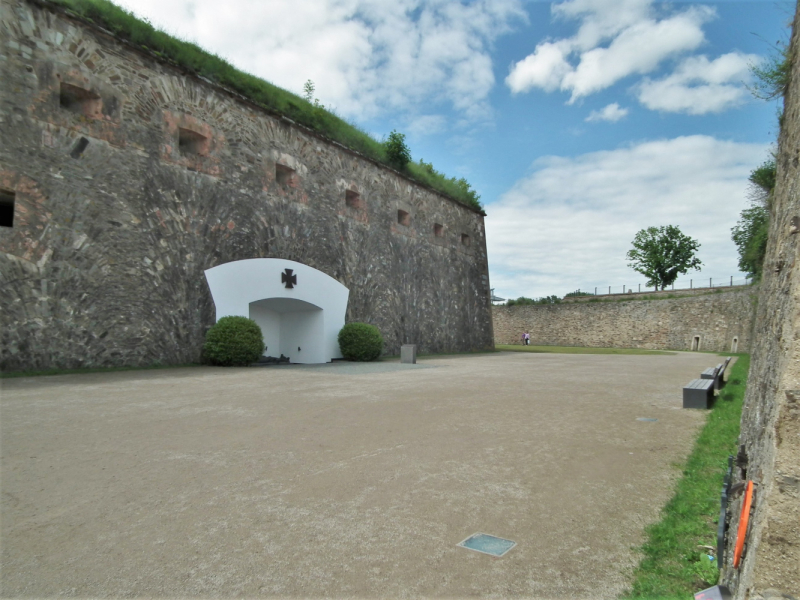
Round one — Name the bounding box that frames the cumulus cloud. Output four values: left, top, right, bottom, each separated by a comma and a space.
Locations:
585, 103, 628, 122
505, 42, 572, 93
485, 136, 767, 299
115, 0, 525, 122
637, 52, 759, 114
506, 0, 715, 103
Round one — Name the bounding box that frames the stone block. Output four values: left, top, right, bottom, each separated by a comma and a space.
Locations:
401, 344, 416, 364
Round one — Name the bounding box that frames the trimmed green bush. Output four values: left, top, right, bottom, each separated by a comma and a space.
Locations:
338, 323, 383, 362
203, 316, 264, 366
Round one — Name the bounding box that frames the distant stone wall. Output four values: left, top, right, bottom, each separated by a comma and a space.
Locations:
562, 284, 751, 303
0, 0, 493, 371
723, 4, 800, 597
493, 289, 756, 352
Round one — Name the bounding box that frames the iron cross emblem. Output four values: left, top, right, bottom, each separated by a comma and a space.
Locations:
281, 268, 297, 289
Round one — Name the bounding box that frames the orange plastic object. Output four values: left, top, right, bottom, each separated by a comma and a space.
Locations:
733, 480, 754, 568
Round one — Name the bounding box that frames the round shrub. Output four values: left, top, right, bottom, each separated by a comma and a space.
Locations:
203, 316, 264, 366
338, 322, 383, 362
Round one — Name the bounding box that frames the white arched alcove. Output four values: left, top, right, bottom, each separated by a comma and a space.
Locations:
204, 259, 349, 364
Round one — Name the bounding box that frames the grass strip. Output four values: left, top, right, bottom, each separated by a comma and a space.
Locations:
622, 353, 750, 599
583, 289, 737, 303
41, 0, 482, 211
496, 344, 674, 355
0, 363, 201, 379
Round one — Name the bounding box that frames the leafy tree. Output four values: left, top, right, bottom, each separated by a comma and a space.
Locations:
732, 206, 770, 279
748, 159, 776, 203
748, 42, 792, 101
731, 158, 775, 279
734, 31, 788, 281
384, 130, 411, 170
302, 79, 315, 102
626, 225, 703, 290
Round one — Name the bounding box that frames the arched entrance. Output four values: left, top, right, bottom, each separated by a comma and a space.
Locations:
204, 259, 349, 364
249, 297, 323, 363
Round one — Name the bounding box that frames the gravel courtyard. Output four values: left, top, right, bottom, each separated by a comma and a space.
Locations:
1, 351, 720, 598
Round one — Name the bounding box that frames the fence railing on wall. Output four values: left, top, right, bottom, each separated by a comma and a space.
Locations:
568, 276, 753, 298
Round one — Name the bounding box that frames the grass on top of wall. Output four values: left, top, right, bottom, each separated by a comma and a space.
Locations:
580, 289, 747, 304
44, 0, 483, 212
622, 353, 749, 599
496, 344, 674, 355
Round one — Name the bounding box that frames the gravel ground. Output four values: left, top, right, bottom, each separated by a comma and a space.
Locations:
1, 351, 719, 598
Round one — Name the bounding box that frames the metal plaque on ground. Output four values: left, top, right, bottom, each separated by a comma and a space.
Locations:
457, 533, 516, 557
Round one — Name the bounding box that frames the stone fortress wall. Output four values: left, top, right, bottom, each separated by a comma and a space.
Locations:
493, 288, 756, 353
562, 283, 750, 302
0, 0, 494, 371
724, 4, 800, 597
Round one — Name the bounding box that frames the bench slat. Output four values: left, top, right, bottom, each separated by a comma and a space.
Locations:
684, 378, 714, 408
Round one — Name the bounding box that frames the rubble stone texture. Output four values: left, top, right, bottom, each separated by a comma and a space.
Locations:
723, 4, 800, 598
492, 288, 755, 352
0, 0, 493, 371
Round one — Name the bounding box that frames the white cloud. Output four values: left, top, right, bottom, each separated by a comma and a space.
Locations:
115, 0, 526, 121
405, 114, 448, 136
553, 0, 651, 51
485, 136, 767, 299
506, 0, 714, 102
505, 41, 572, 93
637, 52, 759, 114
586, 103, 628, 122
562, 8, 711, 101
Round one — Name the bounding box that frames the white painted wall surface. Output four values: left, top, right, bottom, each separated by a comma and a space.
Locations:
280, 308, 324, 363
248, 302, 281, 357
204, 259, 349, 364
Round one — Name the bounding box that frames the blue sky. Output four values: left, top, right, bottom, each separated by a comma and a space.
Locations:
115, 0, 793, 299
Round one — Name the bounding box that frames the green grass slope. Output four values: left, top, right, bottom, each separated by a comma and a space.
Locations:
623, 354, 749, 599
43, 0, 482, 211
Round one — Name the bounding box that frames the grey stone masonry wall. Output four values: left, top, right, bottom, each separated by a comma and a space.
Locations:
723, 4, 800, 597
562, 284, 751, 303
0, 0, 494, 371
493, 288, 756, 352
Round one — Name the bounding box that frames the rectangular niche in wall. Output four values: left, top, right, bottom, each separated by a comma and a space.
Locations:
276, 163, 295, 185
59, 82, 102, 117
397, 209, 411, 226
178, 127, 209, 156
692, 335, 701, 351
434, 223, 444, 237
0, 189, 15, 228
461, 233, 471, 246
345, 189, 362, 209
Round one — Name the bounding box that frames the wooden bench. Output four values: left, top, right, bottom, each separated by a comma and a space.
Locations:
700, 357, 733, 391
684, 378, 715, 409
720, 356, 732, 384
701, 365, 723, 391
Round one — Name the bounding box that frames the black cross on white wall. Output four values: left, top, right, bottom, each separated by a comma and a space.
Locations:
281, 268, 297, 289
